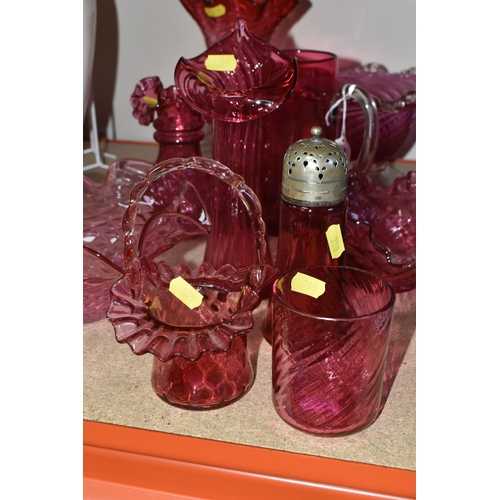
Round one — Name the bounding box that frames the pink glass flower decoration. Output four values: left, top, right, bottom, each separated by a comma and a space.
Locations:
175, 19, 297, 270
179, 0, 301, 47
130, 76, 164, 126
130, 79, 207, 163
337, 65, 416, 164
345, 168, 416, 293
107, 156, 269, 409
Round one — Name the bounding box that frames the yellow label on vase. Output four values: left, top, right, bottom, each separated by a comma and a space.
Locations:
169, 276, 204, 309
204, 4, 226, 17
204, 54, 237, 71
142, 96, 158, 107
326, 224, 345, 259
291, 272, 326, 299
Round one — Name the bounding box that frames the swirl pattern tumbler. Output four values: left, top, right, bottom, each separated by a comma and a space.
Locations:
271, 266, 395, 435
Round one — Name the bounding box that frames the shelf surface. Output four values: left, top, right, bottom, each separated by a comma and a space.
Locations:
84, 292, 415, 470
83, 143, 416, 498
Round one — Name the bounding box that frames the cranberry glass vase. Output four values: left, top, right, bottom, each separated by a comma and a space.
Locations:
271, 266, 395, 436
131, 78, 205, 162
175, 19, 297, 269
107, 156, 269, 409
179, 0, 301, 47
130, 78, 212, 205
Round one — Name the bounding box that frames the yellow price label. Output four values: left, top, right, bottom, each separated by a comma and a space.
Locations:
149, 296, 162, 312
290, 272, 326, 299
169, 276, 204, 310
142, 96, 158, 107
204, 4, 226, 17
326, 224, 345, 259
204, 54, 237, 72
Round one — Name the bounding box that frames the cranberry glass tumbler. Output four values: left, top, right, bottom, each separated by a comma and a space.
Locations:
271, 266, 395, 435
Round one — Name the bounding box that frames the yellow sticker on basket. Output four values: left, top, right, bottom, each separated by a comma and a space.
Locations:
290, 272, 326, 299
204, 54, 237, 71
204, 4, 226, 17
326, 224, 345, 259
149, 296, 162, 312
169, 276, 203, 309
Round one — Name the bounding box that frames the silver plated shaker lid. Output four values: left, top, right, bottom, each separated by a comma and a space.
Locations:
281, 126, 348, 206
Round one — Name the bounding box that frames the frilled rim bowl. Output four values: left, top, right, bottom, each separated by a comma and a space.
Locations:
174, 19, 298, 122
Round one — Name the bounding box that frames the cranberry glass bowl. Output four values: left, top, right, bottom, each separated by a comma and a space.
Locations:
338, 64, 416, 164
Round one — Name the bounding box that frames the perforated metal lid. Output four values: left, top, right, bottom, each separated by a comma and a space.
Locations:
281, 126, 348, 206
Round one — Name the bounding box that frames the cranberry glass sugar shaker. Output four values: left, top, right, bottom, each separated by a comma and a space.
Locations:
263, 127, 348, 342
275, 126, 349, 274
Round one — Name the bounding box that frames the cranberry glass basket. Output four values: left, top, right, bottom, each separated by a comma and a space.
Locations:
107, 156, 270, 409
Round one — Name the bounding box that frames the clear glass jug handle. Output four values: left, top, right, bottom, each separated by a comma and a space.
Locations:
326, 83, 379, 174
349, 85, 379, 173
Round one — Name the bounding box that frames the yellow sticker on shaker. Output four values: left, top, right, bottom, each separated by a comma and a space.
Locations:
291, 272, 326, 299
204, 4, 226, 17
326, 224, 345, 259
204, 54, 237, 71
169, 276, 204, 310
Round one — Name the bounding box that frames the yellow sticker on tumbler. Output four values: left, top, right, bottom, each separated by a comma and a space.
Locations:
204, 54, 237, 71
326, 224, 345, 259
204, 4, 226, 17
169, 276, 203, 309
291, 272, 326, 299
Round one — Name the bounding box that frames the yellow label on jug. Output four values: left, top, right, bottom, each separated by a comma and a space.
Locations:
326, 224, 345, 259
204, 54, 237, 71
204, 4, 226, 17
291, 272, 326, 299
169, 276, 204, 309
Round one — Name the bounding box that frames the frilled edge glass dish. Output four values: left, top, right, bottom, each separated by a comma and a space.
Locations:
345, 167, 416, 293
83, 157, 210, 323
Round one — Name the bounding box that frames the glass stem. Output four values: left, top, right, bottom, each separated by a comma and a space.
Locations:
205, 118, 263, 269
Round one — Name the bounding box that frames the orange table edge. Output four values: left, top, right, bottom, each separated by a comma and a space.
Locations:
84, 420, 416, 500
